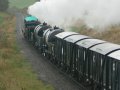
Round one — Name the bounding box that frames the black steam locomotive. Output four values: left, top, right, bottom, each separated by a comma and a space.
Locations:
23, 15, 120, 90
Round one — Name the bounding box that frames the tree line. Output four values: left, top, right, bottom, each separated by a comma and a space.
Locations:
0, 0, 9, 11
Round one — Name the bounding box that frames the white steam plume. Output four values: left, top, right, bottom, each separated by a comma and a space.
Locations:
28, 0, 120, 29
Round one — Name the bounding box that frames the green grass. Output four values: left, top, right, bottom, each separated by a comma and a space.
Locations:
0, 12, 54, 90
0, 17, 3, 23
9, 0, 37, 9
0, 12, 9, 23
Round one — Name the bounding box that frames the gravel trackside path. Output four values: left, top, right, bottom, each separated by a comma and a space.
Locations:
16, 12, 87, 90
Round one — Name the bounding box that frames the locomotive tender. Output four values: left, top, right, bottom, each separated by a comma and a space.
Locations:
23, 15, 120, 90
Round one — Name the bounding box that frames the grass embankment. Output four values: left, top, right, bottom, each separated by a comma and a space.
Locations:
9, 0, 37, 9
0, 12, 54, 90
71, 25, 120, 44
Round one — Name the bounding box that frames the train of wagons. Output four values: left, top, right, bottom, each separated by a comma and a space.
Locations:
22, 15, 120, 90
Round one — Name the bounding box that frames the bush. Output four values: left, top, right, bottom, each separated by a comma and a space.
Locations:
0, 0, 9, 11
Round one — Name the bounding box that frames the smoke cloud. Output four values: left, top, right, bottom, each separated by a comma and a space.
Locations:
28, 0, 120, 29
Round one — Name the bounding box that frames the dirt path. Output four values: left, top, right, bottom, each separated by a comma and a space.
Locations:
16, 12, 87, 90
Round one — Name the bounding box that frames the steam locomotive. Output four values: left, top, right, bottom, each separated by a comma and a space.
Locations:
22, 15, 120, 90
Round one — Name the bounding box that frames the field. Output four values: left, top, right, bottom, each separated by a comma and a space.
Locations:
0, 0, 54, 90
9, 0, 37, 9
0, 12, 54, 90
